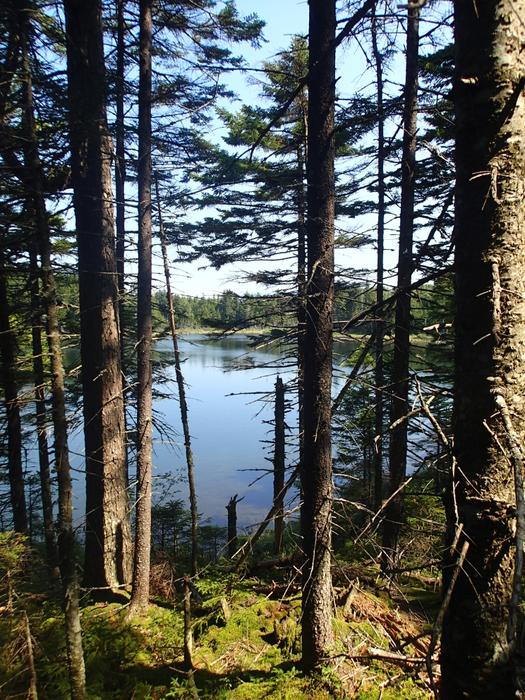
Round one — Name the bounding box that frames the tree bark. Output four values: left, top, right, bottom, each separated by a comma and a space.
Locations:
155, 175, 199, 577
371, 7, 385, 515
0, 20, 26, 533
19, 9, 86, 695
63, 0, 131, 591
381, 5, 419, 570
273, 377, 286, 555
441, 0, 525, 697
296, 137, 307, 543
183, 576, 193, 671
114, 0, 129, 489
28, 244, 59, 580
129, 0, 153, 614
301, 0, 336, 671
0, 248, 27, 533
115, 0, 126, 310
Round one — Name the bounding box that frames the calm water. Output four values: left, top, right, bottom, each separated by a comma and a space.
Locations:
151, 334, 297, 529
20, 334, 355, 532
149, 334, 357, 529
18, 333, 446, 534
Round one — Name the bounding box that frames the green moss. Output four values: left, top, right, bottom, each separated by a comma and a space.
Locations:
355, 677, 430, 699
195, 597, 288, 672
346, 620, 390, 650
0, 541, 437, 700
165, 666, 334, 700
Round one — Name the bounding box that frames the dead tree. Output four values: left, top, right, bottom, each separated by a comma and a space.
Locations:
273, 377, 286, 555
155, 175, 199, 576
226, 495, 242, 559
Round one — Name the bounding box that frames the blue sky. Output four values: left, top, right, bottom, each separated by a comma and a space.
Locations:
164, 0, 413, 298
164, 1, 310, 298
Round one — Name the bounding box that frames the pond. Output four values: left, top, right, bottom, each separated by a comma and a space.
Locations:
15, 333, 356, 534
18, 332, 446, 534
147, 333, 356, 530
151, 333, 297, 530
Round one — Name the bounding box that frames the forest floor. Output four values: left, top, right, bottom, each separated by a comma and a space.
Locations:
0, 537, 441, 699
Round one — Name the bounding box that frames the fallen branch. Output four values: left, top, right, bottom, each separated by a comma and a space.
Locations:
336, 647, 428, 666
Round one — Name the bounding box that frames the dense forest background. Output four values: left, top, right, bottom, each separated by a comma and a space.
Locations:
0, 0, 523, 698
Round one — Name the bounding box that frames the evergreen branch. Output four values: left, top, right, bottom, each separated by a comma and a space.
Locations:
337, 265, 453, 334
231, 0, 377, 166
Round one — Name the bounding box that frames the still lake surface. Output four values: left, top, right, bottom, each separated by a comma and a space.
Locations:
147, 333, 352, 530
21, 333, 443, 533
152, 333, 295, 529
26, 334, 353, 532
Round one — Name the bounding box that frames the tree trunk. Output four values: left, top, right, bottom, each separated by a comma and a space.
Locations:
371, 7, 385, 515
114, 0, 129, 488
441, 1, 525, 697
296, 137, 307, 543
381, 5, 419, 571
129, 0, 153, 614
115, 0, 126, 311
19, 10, 86, 695
183, 576, 193, 671
301, 0, 336, 671
226, 495, 239, 559
0, 248, 27, 533
273, 377, 285, 555
24, 611, 38, 700
155, 175, 199, 577
0, 20, 27, 533
28, 244, 59, 580
63, 0, 131, 591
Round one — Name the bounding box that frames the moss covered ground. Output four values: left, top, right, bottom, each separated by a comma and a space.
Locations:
0, 535, 439, 699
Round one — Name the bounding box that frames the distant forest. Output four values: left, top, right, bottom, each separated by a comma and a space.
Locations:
153, 280, 452, 331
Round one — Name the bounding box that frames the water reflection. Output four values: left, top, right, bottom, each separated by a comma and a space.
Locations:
153, 334, 298, 529
152, 333, 360, 529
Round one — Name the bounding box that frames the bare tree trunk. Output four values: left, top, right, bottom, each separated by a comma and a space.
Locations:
273, 377, 285, 555
155, 175, 199, 577
371, 7, 385, 515
114, 0, 129, 488
129, 0, 153, 614
63, 0, 131, 591
296, 140, 307, 543
19, 10, 86, 695
381, 5, 419, 571
24, 610, 38, 700
183, 576, 193, 671
441, 0, 525, 696
301, 0, 336, 671
226, 495, 239, 559
28, 244, 59, 580
115, 0, 126, 312
0, 248, 27, 533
